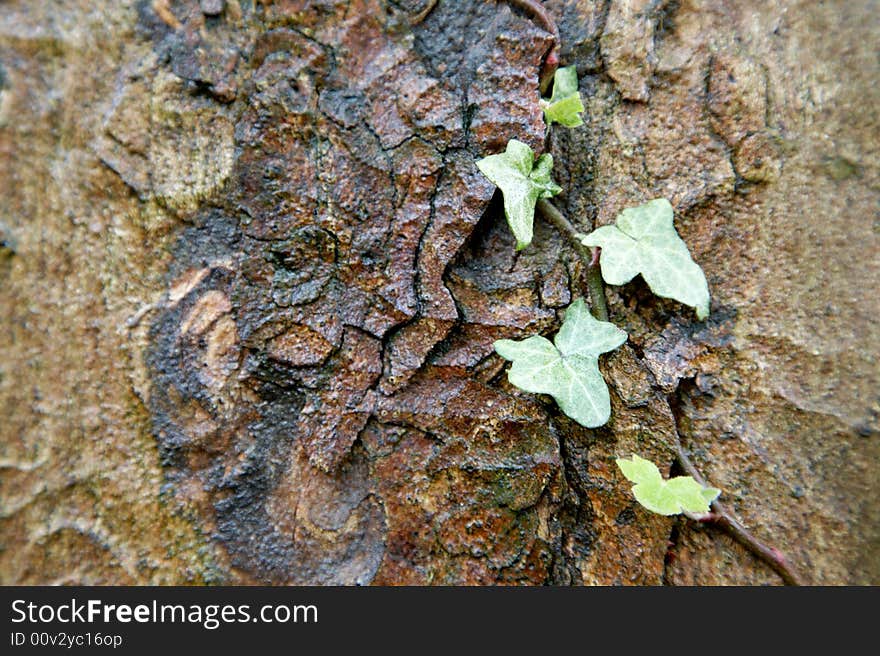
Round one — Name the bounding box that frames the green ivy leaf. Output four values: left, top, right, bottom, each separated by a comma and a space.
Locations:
476, 140, 562, 250
581, 198, 711, 319
540, 66, 585, 128
494, 299, 626, 427
616, 454, 721, 516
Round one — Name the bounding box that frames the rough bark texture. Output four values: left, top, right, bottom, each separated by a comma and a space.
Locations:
1, 0, 877, 585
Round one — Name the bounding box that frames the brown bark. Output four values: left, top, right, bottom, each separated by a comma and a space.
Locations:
1, 0, 877, 585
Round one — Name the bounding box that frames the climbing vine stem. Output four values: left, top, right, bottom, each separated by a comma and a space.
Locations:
672, 438, 805, 586
536, 199, 608, 322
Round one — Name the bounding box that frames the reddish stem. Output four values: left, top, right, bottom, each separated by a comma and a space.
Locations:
674, 442, 805, 586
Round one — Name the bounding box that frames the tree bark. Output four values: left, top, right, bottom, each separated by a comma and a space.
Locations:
1, 0, 877, 585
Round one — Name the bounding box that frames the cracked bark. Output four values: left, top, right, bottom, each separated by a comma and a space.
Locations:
1, 0, 878, 585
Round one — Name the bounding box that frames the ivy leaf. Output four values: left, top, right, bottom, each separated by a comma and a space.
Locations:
540, 65, 585, 128
476, 139, 562, 250
581, 198, 711, 319
616, 454, 721, 516
494, 298, 626, 427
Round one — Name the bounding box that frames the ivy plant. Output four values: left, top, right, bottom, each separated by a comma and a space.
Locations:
475, 139, 561, 250
616, 455, 720, 516
540, 65, 585, 127
478, 67, 712, 462
581, 198, 711, 320
471, 15, 801, 582
494, 299, 626, 427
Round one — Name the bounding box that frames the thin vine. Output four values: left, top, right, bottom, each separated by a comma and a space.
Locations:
673, 438, 805, 586
536, 199, 608, 322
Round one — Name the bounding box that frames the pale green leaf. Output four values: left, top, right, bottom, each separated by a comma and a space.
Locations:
540, 66, 585, 128
554, 297, 628, 358
616, 454, 721, 516
493, 335, 561, 396
494, 299, 626, 427
581, 198, 711, 319
700, 487, 721, 503
476, 140, 562, 250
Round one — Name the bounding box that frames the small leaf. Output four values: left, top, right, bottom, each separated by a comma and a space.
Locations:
616, 454, 721, 516
476, 140, 562, 250
540, 66, 585, 128
494, 299, 626, 427
582, 198, 711, 319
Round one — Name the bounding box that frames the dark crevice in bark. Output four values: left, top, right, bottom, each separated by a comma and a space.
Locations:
702, 54, 745, 192
552, 427, 593, 585
661, 519, 681, 585
652, 0, 681, 44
